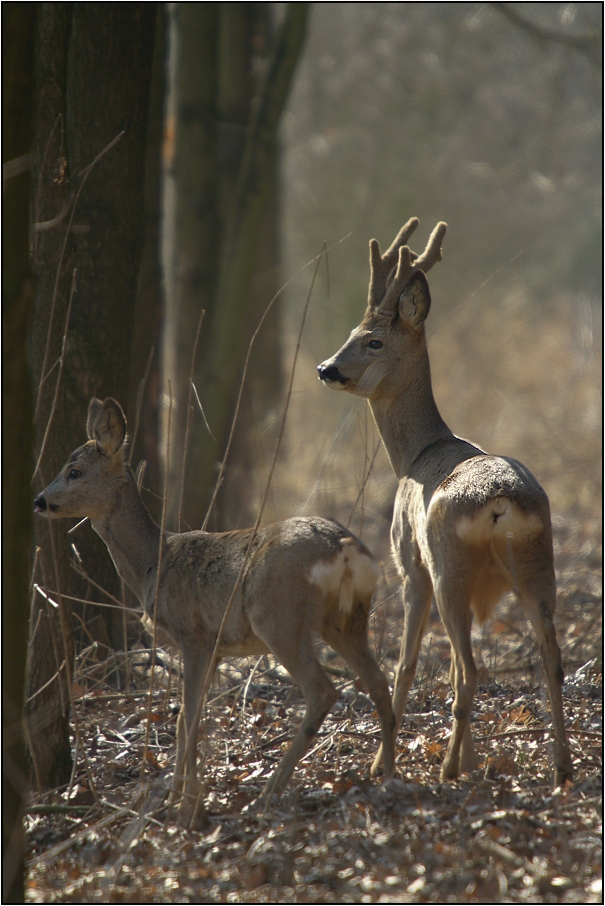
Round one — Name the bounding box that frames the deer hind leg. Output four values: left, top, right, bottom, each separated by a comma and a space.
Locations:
321, 611, 396, 781
518, 577, 573, 787
371, 567, 433, 775
437, 587, 478, 780
256, 629, 338, 801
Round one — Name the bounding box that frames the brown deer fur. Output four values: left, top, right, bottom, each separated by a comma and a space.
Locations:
34, 397, 396, 823
318, 218, 573, 787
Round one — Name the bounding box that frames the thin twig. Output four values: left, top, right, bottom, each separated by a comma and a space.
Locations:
178, 309, 205, 531
42, 502, 101, 807
32, 268, 77, 481
190, 380, 216, 442
181, 244, 327, 823
142, 386, 172, 777
129, 345, 155, 466
202, 235, 351, 530
32, 113, 63, 259
346, 437, 381, 529
475, 727, 602, 741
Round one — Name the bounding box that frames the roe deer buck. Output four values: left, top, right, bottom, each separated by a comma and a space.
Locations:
318, 219, 573, 787
34, 397, 396, 821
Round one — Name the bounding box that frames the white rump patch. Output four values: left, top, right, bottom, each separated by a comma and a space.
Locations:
308, 541, 379, 613
456, 498, 543, 545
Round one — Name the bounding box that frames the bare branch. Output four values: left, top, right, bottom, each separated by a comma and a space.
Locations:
493, 3, 602, 63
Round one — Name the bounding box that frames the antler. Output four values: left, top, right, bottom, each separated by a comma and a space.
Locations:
368, 219, 447, 309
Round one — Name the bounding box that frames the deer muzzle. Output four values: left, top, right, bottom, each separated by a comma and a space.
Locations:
317, 362, 347, 388
34, 493, 58, 514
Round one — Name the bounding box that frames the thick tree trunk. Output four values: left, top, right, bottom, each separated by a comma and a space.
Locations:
27, 2, 156, 788
161, 3, 307, 532
160, 2, 220, 530
3, 9, 37, 900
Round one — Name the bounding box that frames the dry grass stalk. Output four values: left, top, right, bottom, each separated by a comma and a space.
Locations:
141, 385, 172, 779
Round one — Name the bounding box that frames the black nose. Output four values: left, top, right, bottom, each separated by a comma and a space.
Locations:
317, 363, 342, 383
34, 494, 47, 512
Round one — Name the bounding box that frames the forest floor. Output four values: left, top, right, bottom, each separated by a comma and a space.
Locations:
25, 511, 602, 904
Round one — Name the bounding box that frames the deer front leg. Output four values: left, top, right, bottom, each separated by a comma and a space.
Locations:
371, 568, 432, 776
173, 641, 214, 827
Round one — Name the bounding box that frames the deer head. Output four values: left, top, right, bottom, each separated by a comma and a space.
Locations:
34, 398, 129, 521
317, 219, 447, 400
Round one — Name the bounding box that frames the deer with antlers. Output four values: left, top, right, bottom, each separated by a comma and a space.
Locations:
34, 397, 396, 824
318, 218, 573, 787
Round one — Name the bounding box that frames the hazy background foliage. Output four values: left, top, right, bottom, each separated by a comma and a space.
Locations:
237, 1, 602, 558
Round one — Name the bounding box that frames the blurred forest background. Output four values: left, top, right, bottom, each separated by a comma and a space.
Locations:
3, 2, 601, 902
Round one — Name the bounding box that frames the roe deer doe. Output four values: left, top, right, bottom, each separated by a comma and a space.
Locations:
318, 219, 573, 787
34, 397, 395, 821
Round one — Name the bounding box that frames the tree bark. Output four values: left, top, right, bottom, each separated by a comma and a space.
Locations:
2, 5, 37, 899
161, 3, 308, 532
27, 2, 156, 788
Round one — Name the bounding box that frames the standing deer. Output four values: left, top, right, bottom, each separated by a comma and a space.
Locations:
318, 218, 573, 787
34, 397, 395, 821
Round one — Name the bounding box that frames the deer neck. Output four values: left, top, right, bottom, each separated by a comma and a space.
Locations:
90, 473, 161, 603
369, 351, 452, 480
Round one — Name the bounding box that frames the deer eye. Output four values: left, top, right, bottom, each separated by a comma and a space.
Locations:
367, 339, 383, 350
67, 469, 81, 480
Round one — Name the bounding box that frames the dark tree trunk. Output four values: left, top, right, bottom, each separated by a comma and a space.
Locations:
27, 2, 157, 789
2, 5, 37, 900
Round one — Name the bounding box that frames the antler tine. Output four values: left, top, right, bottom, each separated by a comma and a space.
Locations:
368, 239, 390, 307
383, 217, 420, 263
387, 221, 447, 301
369, 219, 447, 310
368, 218, 421, 307
413, 221, 447, 275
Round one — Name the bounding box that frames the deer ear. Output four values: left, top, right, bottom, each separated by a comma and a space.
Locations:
93, 398, 126, 455
86, 399, 104, 439
398, 271, 431, 329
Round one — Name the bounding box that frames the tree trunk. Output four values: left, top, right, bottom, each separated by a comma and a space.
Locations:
161, 3, 308, 532
27, 2, 156, 788
160, 2, 220, 530
2, 7, 37, 899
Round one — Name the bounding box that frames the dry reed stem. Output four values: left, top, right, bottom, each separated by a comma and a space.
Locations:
141, 385, 172, 779
32, 113, 64, 260
202, 236, 350, 530
426, 250, 525, 342
179, 244, 327, 827
128, 345, 155, 466
34, 587, 144, 614
178, 309, 205, 531
347, 437, 381, 530
70, 561, 129, 610
32, 268, 77, 481
34, 131, 124, 418
41, 493, 100, 807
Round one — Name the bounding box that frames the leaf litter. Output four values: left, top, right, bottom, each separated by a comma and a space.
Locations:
25, 513, 601, 903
